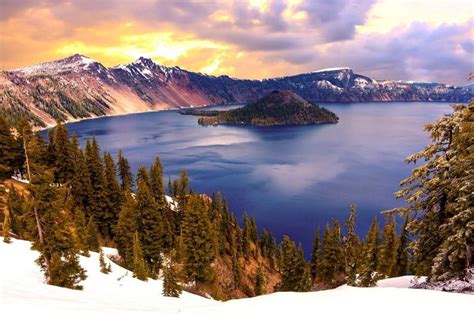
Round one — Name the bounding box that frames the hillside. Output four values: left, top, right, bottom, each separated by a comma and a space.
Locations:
1, 239, 472, 316
1, 54, 472, 128
196, 90, 339, 126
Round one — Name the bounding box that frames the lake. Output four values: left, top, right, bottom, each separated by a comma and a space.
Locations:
63, 102, 453, 253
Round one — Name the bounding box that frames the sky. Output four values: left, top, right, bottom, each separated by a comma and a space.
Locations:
0, 0, 472, 84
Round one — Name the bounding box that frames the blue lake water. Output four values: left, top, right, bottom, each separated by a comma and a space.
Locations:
63, 102, 453, 253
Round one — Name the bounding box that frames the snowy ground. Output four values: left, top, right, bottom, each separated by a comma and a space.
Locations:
1, 239, 472, 315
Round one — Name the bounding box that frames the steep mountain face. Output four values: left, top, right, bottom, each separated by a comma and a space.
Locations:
1, 54, 471, 127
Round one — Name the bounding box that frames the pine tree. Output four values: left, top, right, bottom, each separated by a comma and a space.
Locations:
181, 194, 215, 283
280, 236, 311, 291
84, 138, 109, 238
132, 231, 148, 281
25, 157, 86, 289
231, 252, 241, 287
162, 252, 182, 297
2, 202, 11, 243
0, 116, 17, 181
393, 215, 410, 276
136, 166, 150, 188
388, 102, 473, 281
74, 208, 89, 256
254, 266, 265, 296
69, 135, 92, 215
242, 212, 251, 257
136, 178, 163, 274
318, 221, 345, 284
358, 217, 380, 287
310, 227, 320, 281
149, 157, 165, 201
117, 149, 133, 191
6, 183, 27, 239
344, 205, 361, 285
176, 170, 189, 210
51, 121, 74, 184
114, 191, 138, 269
87, 216, 100, 252
103, 151, 122, 238
378, 216, 398, 277
99, 248, 112, 274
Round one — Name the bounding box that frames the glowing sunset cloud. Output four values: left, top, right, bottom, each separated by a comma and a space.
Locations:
0, 0, 472, 84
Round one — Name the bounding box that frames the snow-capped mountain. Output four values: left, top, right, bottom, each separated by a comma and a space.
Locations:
1, 54, 471, 127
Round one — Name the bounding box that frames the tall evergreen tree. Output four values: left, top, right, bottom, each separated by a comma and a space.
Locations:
181, 194, 215, 283
280, 236, 311, 291
318, 221, 345, 284
51, 121, 74, 184
344, 205, 361, 285
84, 137, 108, 238
74, 208, 89, 256
136, 177, 163, 274
358, 217, 380, 287
393, 215, 410, 276
103, 151, 122, 238
114, 191, 138, 269
69, 135, 92, 214
242, 212, 251, 257
162, 252, 182, 297
310, 227, 320, 281
378, 216, 398, 277
136, 166, 150, 188
23, 133, 86, 289
132, 231, 148, 281
0, 116, 17, 181
2, 202, 11, 243
149, 157, 165, 201
87, 216, 100, 252
117, 149, 133, 191
388, 102, 473, 281
254, 266, 265, 296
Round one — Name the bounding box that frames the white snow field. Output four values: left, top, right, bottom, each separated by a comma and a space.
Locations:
1, 239, 472, 315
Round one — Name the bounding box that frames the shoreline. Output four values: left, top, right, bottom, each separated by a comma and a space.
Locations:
37, 103, 243, 132
36, 99, 461, 132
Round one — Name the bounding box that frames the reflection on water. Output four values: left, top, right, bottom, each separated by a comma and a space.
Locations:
63, 102, 453, 253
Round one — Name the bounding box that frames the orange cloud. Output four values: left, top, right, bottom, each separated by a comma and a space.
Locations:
0, 0, 472, 84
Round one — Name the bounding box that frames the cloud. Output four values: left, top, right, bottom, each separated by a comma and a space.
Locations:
0, 0, 472, 84
298, 0, 376, 42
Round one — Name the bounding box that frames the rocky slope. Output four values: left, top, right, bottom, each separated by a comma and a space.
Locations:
1, 54, 471, 127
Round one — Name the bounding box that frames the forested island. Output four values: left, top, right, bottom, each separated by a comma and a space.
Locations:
181, 90, 339, 126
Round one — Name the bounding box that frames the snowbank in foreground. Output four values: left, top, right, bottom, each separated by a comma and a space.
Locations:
1, 240, 472, 315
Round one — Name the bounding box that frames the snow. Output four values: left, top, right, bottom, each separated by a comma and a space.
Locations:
12, 54, 98, 75
1, 239, 472, 316
312, 67, 351, 73
315, 80, 344, 92
11, 175, 29, 184
165, 195, 178, 211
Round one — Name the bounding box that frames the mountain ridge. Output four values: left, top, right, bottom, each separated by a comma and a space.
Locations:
1, 54, 472, 127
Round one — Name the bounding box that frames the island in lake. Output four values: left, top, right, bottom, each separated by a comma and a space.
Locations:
179, 90, 339, 126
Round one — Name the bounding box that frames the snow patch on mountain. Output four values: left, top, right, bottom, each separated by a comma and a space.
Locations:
311, 67, 351, 73
12, 54, 99, 75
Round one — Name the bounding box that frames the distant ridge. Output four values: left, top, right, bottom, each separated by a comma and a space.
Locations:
1, 54, 472, 127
